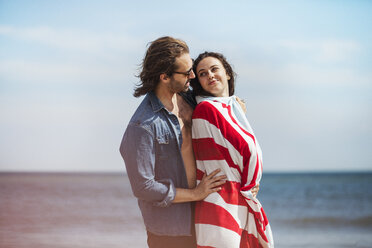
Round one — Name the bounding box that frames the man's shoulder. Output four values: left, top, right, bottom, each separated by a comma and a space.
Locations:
129, 98, 155, 125
128, 93, 165, 129
178, 90, 197, 109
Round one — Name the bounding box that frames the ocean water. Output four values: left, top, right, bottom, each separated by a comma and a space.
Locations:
259, 172, 372, 248
0, 172, 371, 248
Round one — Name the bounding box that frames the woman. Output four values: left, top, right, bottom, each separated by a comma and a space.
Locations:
191, 52, 274, 248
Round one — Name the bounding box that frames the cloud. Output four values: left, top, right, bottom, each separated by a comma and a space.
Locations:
278, 39, 361, 63
231, 39, 370, 89
0, 59, 133, 85
0, 25, 143, 54
235, 62, 371, 89
0, 25, 147, 87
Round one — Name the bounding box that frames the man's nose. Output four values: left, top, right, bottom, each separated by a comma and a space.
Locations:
189, 69, 196, 79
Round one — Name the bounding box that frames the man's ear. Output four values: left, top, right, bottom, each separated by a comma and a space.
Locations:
160, 73, 170, 83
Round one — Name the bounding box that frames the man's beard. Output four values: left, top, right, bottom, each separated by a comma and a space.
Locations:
169, 79, 190, 93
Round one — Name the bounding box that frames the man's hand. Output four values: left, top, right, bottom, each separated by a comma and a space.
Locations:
251, 183, 260, 198
236, 96, 247, 113
192, 169, 227, 201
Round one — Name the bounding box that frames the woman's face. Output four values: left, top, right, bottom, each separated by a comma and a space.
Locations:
196, 56, 230, 97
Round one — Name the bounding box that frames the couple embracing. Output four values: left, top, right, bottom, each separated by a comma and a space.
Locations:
120, 36, 274, 248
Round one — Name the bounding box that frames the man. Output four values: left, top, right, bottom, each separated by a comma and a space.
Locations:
119, 36, 226, 248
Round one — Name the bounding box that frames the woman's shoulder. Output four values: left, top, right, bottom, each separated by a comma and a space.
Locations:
195, 99, 217, 110
193, 100, 221, 120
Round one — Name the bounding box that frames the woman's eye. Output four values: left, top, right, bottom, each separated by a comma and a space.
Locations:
212, 67, 218, 72
199, 72, 206, 77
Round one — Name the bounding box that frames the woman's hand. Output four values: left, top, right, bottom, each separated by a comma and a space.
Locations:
251, 183, 260, 198
236, 96, 247, 113
173, 169, 226, 203
193, 169, 226, 201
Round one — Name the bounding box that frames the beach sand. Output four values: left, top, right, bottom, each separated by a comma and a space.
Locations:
0, 173, 147, 248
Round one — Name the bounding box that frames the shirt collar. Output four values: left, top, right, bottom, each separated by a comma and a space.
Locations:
149, 91, 166, 113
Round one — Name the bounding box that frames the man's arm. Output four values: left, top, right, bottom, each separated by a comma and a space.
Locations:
120, 124, 176, 207
120, 123, 226, 207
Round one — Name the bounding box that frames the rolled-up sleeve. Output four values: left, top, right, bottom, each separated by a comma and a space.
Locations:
120, 123, 175, 207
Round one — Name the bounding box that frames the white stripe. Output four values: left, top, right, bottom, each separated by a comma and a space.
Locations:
192, 118, 244, 172
246, 213, 273, 248
201, 186, 269, 233
196, 160, 241, 183
193, 102, 263, 187
211, 101, 263, 186
246, 211, 259, 238
241, 191, 264, 213
263, 224, 274, 248
198, 194, 272, 247
193, 98, 273, 247
203, 191, 248, 229
196, 224, 241, 248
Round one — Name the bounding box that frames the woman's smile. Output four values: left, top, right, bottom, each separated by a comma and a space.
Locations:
196, 56, 230, 97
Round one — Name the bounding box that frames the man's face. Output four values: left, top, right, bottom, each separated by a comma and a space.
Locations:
168, 53, 195, 93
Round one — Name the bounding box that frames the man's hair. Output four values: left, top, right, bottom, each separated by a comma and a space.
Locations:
190, 51, 236, 97
133, 36, 189, 97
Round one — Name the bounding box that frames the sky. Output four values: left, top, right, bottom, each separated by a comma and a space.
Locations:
0, 0, 371, 172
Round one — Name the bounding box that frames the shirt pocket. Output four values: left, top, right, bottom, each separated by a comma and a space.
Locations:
156, 132, 170, 160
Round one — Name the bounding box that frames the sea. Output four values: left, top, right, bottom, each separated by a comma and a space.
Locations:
1, 172, 371, 248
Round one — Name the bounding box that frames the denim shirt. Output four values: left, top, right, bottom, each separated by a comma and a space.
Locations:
120, 91, 196, 236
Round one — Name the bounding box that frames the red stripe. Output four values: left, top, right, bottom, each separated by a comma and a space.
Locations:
195, 200, 269, 246
217, 143, 242, 173
195, 190, 271, 246
221, 102, 253, 183
215, 100, 256, 144
217, 181, 248, 206
216, 181, 270, 243
195, 201, 242, 235
240, 230, 263, 248
241, 153, 260, 191
261, 207, 269, 228
246, 205, 269, 243
192, 101, 251, 162
197, 232, 265, 248
215, 101, 261, 191
193, 101, 260, 190
192, 138, 224, 161
193, 137, 242, 173
196, 181, 269, 243
217, 181, 270, 243
196, 168, 205, 181
193, 100, 271, 247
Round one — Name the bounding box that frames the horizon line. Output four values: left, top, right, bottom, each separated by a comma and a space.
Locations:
1, 169, 371, 175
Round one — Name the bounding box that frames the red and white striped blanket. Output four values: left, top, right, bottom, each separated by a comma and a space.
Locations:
192, 96, 274, 248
